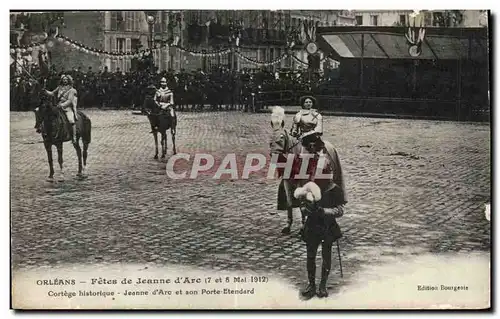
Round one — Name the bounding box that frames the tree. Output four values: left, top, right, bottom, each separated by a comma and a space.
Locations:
10, 12, 64, 46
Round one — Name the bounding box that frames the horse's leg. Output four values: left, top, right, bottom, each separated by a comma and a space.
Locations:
171, 125, 177, 155
282, 179, 293, 235
161, 132, 167, 159
153, 132, 159, 159
73, 139, 83, 177
82, 142, 89, 175
55, 142, 65, 181
45, 142, 55, 181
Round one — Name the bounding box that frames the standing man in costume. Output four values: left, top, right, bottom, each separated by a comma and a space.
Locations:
44, 74, 78, 143
294, 131, 347, 299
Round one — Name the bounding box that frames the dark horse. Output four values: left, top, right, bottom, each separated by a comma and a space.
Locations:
142, 91, 177, 159
33, 82, 92, 181
269, 106, 346, 235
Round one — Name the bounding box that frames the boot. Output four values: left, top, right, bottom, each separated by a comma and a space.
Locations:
300, 270, 316, 299
317, 267, 330, 298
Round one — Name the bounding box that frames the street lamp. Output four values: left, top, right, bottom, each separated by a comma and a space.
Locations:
144, 11, 157, 49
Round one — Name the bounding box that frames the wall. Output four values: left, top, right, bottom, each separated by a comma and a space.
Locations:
462, 10, 488, 27
49, 11, 106, 72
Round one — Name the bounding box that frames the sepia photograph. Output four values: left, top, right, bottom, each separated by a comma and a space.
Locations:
9, 7, 491, 310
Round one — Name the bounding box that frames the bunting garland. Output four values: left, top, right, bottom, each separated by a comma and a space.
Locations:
10, 40, 47, 54
291, 55, 308, 65
235, 51, 288, 66
11, 33, 326, 66
181, 47, 231, 57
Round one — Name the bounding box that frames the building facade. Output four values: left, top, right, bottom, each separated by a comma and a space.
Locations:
352, 10, 488, 27
352, 10, 414, 26
11, 10, 365, 73
289, 10, 355, 71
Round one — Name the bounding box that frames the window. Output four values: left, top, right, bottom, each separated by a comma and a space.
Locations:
432, 12, 444, 26
111, 11, 118, 30
131, 38, 141, 51
110, 11, 126, 31
116, 38, 125, 52
162, 11, 168, 32
355, 15, 363, 25
125, 38, 131, 70
399, 14, 406, 25
284, 13, 291, 29
370, 15, 378, 26
112, 37, 126, 72
277, 12, 283, 30
424, 12, 432, 26
243, 12, 251, 28
125, 12, 135, 31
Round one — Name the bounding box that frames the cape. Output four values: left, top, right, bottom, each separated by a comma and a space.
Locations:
277, 140, 347, 210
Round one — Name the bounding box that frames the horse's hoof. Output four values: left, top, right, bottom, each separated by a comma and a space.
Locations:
161, 155, 166, 159
46, 177, 54, 183
154, 155, 158, 160
281, 226, 291, 235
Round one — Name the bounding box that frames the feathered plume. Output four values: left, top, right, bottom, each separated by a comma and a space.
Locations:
271, 106, 285, 129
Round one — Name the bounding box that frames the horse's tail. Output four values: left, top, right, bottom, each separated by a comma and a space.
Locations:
84, 117, 91, 144
78, 111, 91, 144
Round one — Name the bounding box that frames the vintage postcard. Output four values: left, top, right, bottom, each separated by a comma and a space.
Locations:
10, 9, 491, 310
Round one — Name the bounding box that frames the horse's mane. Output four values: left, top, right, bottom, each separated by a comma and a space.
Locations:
271, 106, 285, 129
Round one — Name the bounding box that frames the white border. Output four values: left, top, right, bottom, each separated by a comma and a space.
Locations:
3, 0, 497, 318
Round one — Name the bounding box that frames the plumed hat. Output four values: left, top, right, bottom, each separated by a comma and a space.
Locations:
294, 181, 322, 203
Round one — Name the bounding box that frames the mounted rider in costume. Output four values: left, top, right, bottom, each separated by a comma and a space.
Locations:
44, 74, 78, 143
148, 77, 176, 133
155, 77, 176, 118
290, 95, 323, 139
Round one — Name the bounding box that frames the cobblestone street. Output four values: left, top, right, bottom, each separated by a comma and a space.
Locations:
10, 110, 491, 292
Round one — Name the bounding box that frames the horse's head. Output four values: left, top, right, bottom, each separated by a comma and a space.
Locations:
269, 106, 296, 155
33, 82, 57, 130
142, 84, 159, 113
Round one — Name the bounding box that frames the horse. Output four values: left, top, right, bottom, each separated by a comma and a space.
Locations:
142, 93, 177, 159
33, 82, 92, 181
269, 106, 347, 235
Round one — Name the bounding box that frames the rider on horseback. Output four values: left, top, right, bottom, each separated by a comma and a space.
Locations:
147, 77, 176, 133
290, 95, 323, 139
44, 74, 78, 143
155, 77, 176, 118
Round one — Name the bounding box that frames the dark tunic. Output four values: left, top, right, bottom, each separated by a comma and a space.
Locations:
301, 204, 342, 244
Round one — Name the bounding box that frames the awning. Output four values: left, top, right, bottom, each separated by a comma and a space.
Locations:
317, 27, 488, 61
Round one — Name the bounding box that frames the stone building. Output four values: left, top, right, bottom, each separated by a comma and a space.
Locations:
11, 10, 361, 73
